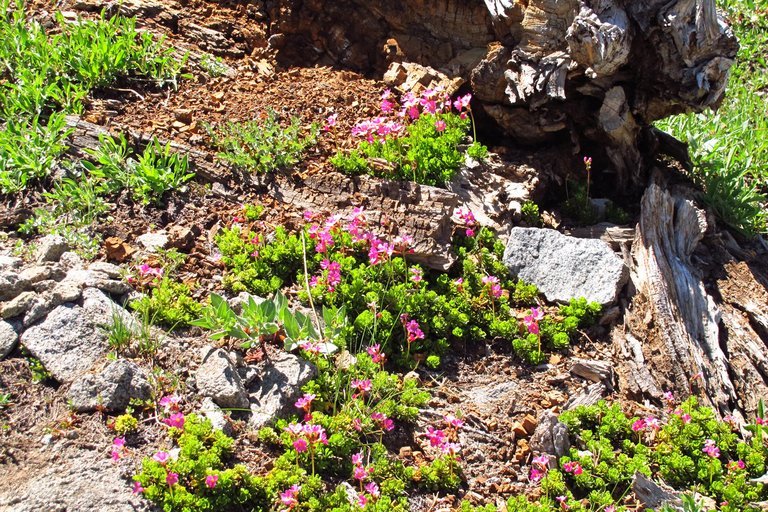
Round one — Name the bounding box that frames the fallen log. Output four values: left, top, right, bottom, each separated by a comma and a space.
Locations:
615, 172, 768, 417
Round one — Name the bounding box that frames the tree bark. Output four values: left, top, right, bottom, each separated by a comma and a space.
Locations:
615, 172, 768, 418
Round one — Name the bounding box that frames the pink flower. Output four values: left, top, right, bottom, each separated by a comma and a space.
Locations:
453, 206, 476, 226
163, 413, 185, 429
482, 276, 502, 299
113, 437, 126, 448
393, 234, 414, 251
353, 465, 368, 481
530, 307, 544, 321
644, 417, 662, 431
300, 341, 321, 356
453, 93, 472, 111
352, 452, 363, 466
295, 393, 316, 411
606, 506, 616, 512
153, 451, 170, 464
293, 438, 308, 453
556, 495, 570, 510
703, 439, 720, 458
583, 156, 592, 168
302, 423, 329, 445
159, 395, 181, 412
563, 461, 583, 475
529, 467, 544, 482
444, 414, 464, 429
405, 319, 425, 343
351, 379, 372, 394
465, 228, 475, 237
728, 460, 746, 471
365, 481, 380, 498
631, 419, 646, 432
280, 485, 300, 508
663, 391, 674, 403
426, 427, 446, 447
371, 412, 395, 431
132, 481, 144, 494
440, 442, 461, 456
111, 450, 122, 461
138, 264, 163, 278
434, 119, 446, 132
367, 344, 386, 365
532, 454, 550, 468
409, 267, 423, 283
381, 98, 395, 113
358, 494, 368, 507
166, 472, 179, 486
303, 210, 315, 221
205, 474, 219, 489
323, 113, 338, 131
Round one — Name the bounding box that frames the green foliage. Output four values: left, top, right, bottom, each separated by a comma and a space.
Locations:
199, 53, 228, 78
556, 398, 768, 512
521, 201, 541, 227
84, 134, 194, 205
206, 111, 318, 174
0, 3, 183, 120
106, 309, 135, 353
0, 113, 71, 194
131, 277, 201, 329
334, 112, 470, 186
134, 414, 269, 511
114, 413, 139, 435
466, 141, 488, 161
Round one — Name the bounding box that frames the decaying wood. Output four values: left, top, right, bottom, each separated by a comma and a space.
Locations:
616, 173, 768, 417
269, 0, 736, 191
63, 116, 466, 270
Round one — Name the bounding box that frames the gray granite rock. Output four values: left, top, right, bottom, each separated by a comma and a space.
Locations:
200, 397, 233, 435
0, 319, 18, 359
1, 291, 36, 319
20, 288, 131, 383
68, 359, 151, 412
249, 352, 317, 429
136, 231, 169, 252
196, 348, 250, 410
503, 227, 628, 305
35, 235, 68, 263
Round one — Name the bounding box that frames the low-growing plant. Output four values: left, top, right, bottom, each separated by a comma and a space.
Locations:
521, 200, 541, 227
0, 113, 71, 194
130, 275, 201, 329
113, 413, 139, 435
199, 53, 228, 78
206, 111, 318, 174
330, 89, 487, 186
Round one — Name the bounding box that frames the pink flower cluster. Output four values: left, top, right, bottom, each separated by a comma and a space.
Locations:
310, 259, 342, 293
351, 379, 372, 399
163, 412, 185, 429
523, 307, 544, 335
111, 437, 127, 461
452, 206, 477, 237
400, 314, 425, 343
482, 275, 502, 299
351, 117, 405, 143
703, 439, 720, 458
632, 416, 662, 432
295, 393, 316, 422
424, 414, 464, 458
138, 263, 163, 279
280, 484, 301, 509
284, 422, 329, 453
351, 452, 381, 506
530, 454, 550, 482
371, 412, 395, 432
562, 460, 583, 475
367, 344, 386, 365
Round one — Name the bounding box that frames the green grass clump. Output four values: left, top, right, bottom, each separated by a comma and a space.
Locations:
0, 2, 184, 195
206, 111, 319, 174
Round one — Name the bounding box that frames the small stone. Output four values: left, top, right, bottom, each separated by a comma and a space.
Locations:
249, 352, 317, 429
530, 410, 570, 458
200, 397, 233, 435
104, 237, 135, 262
173, 108, 193, 124
19, 264, 61, 285
59, 251, 83, 270
88, 262, 123, 279
521, 414, 538, 435
68, 359, 151, 412
168, 224, 200, 251
35, 235, 69, 263
0, 320, 19, 359
399, 446, 413, 458
1, 291, 37, 319
0, 273, 23, 302
32, 280, 57, 293
571, 359, 615, 387
136, 231, 169, 252
0, 255, 22, 272
512, 422, 527, 438
196, 348, 250, 409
